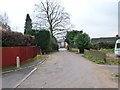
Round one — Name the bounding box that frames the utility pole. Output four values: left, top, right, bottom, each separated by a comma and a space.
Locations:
118, 1, 120, 36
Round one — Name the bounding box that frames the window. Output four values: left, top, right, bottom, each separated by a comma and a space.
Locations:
117, 43, 120, 48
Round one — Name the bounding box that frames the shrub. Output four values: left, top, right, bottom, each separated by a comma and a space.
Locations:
2, 30, 34, 47
90, 43, 98, 50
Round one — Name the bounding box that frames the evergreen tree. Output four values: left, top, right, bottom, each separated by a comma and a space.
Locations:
24, 14, 32, 34
74, 32, 90, 53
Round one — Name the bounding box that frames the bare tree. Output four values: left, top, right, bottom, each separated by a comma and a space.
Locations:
0, 12, 9, 25
34, 0, 71, 37
0, 12, 10, 30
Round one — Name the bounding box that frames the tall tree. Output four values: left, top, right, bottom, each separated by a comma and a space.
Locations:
74, 32, 90, 53
66, 30, 81, 48
34, 0, 70, 37
24, 14, 32, 34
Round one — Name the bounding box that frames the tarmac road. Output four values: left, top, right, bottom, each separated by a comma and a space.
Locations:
17, 48, 118, 88
2, 67, 34, 88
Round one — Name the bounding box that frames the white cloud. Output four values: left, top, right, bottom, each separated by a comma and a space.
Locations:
62, 0, 118, 38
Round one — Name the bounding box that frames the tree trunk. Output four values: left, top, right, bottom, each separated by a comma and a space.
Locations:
79, 48, 84, 54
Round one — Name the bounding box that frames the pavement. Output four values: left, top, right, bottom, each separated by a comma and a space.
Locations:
2, 55, 47, 74
2, 55, 47, 88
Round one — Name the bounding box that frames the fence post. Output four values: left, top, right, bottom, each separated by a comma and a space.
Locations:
16, 56, 20, 68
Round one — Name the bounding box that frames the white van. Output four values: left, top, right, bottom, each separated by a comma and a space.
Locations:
115, 39, 120, 56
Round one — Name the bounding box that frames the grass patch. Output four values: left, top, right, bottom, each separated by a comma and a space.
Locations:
106, 57, 119, 65
83, 50, 106, 64
100, 48, 114, 54
112, 73, 120, 78
83, 50, 119, 65
115, 74, 119, 77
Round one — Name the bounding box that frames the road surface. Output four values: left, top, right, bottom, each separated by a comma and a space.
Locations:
17, 48, 118, 88
2, 67, 34, 88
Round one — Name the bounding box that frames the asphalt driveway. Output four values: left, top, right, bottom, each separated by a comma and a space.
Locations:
17, 49, 118, 88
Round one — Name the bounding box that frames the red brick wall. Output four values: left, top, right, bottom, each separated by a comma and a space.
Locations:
1, 46, 37, 67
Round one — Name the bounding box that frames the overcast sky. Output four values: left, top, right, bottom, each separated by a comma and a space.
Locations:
0, 0, 119, 38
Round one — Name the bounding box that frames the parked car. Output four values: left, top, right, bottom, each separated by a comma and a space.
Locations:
115, 39, 120, 56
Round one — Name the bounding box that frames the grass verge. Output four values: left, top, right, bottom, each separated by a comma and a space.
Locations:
100, 48, 114, 54
83, 51, 106, 64
83, 50, 119, 65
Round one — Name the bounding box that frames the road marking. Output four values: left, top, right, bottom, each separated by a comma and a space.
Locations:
13, 68, 37, 88
13, 56, 48, 88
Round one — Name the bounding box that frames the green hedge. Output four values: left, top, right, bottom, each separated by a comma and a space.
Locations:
2, 30, 34, 47
90, 42, 115, 50
32, 30, 50, 53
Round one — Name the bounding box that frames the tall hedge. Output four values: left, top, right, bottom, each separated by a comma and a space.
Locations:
32, 30, 50, 53
90, 42, 115, 50
30, 29, 58, 53
2, 30, 34, 47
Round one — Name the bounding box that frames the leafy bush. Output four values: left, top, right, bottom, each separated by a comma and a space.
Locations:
2, 30, 34, 47
90, 43, 98, 50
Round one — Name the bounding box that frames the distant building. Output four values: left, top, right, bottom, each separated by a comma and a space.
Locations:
91, 37, 120, 44
58, 39, 68, 48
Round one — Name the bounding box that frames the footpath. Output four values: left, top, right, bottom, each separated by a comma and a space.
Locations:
2, 55, 47, 74
2, 55, 48, 88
